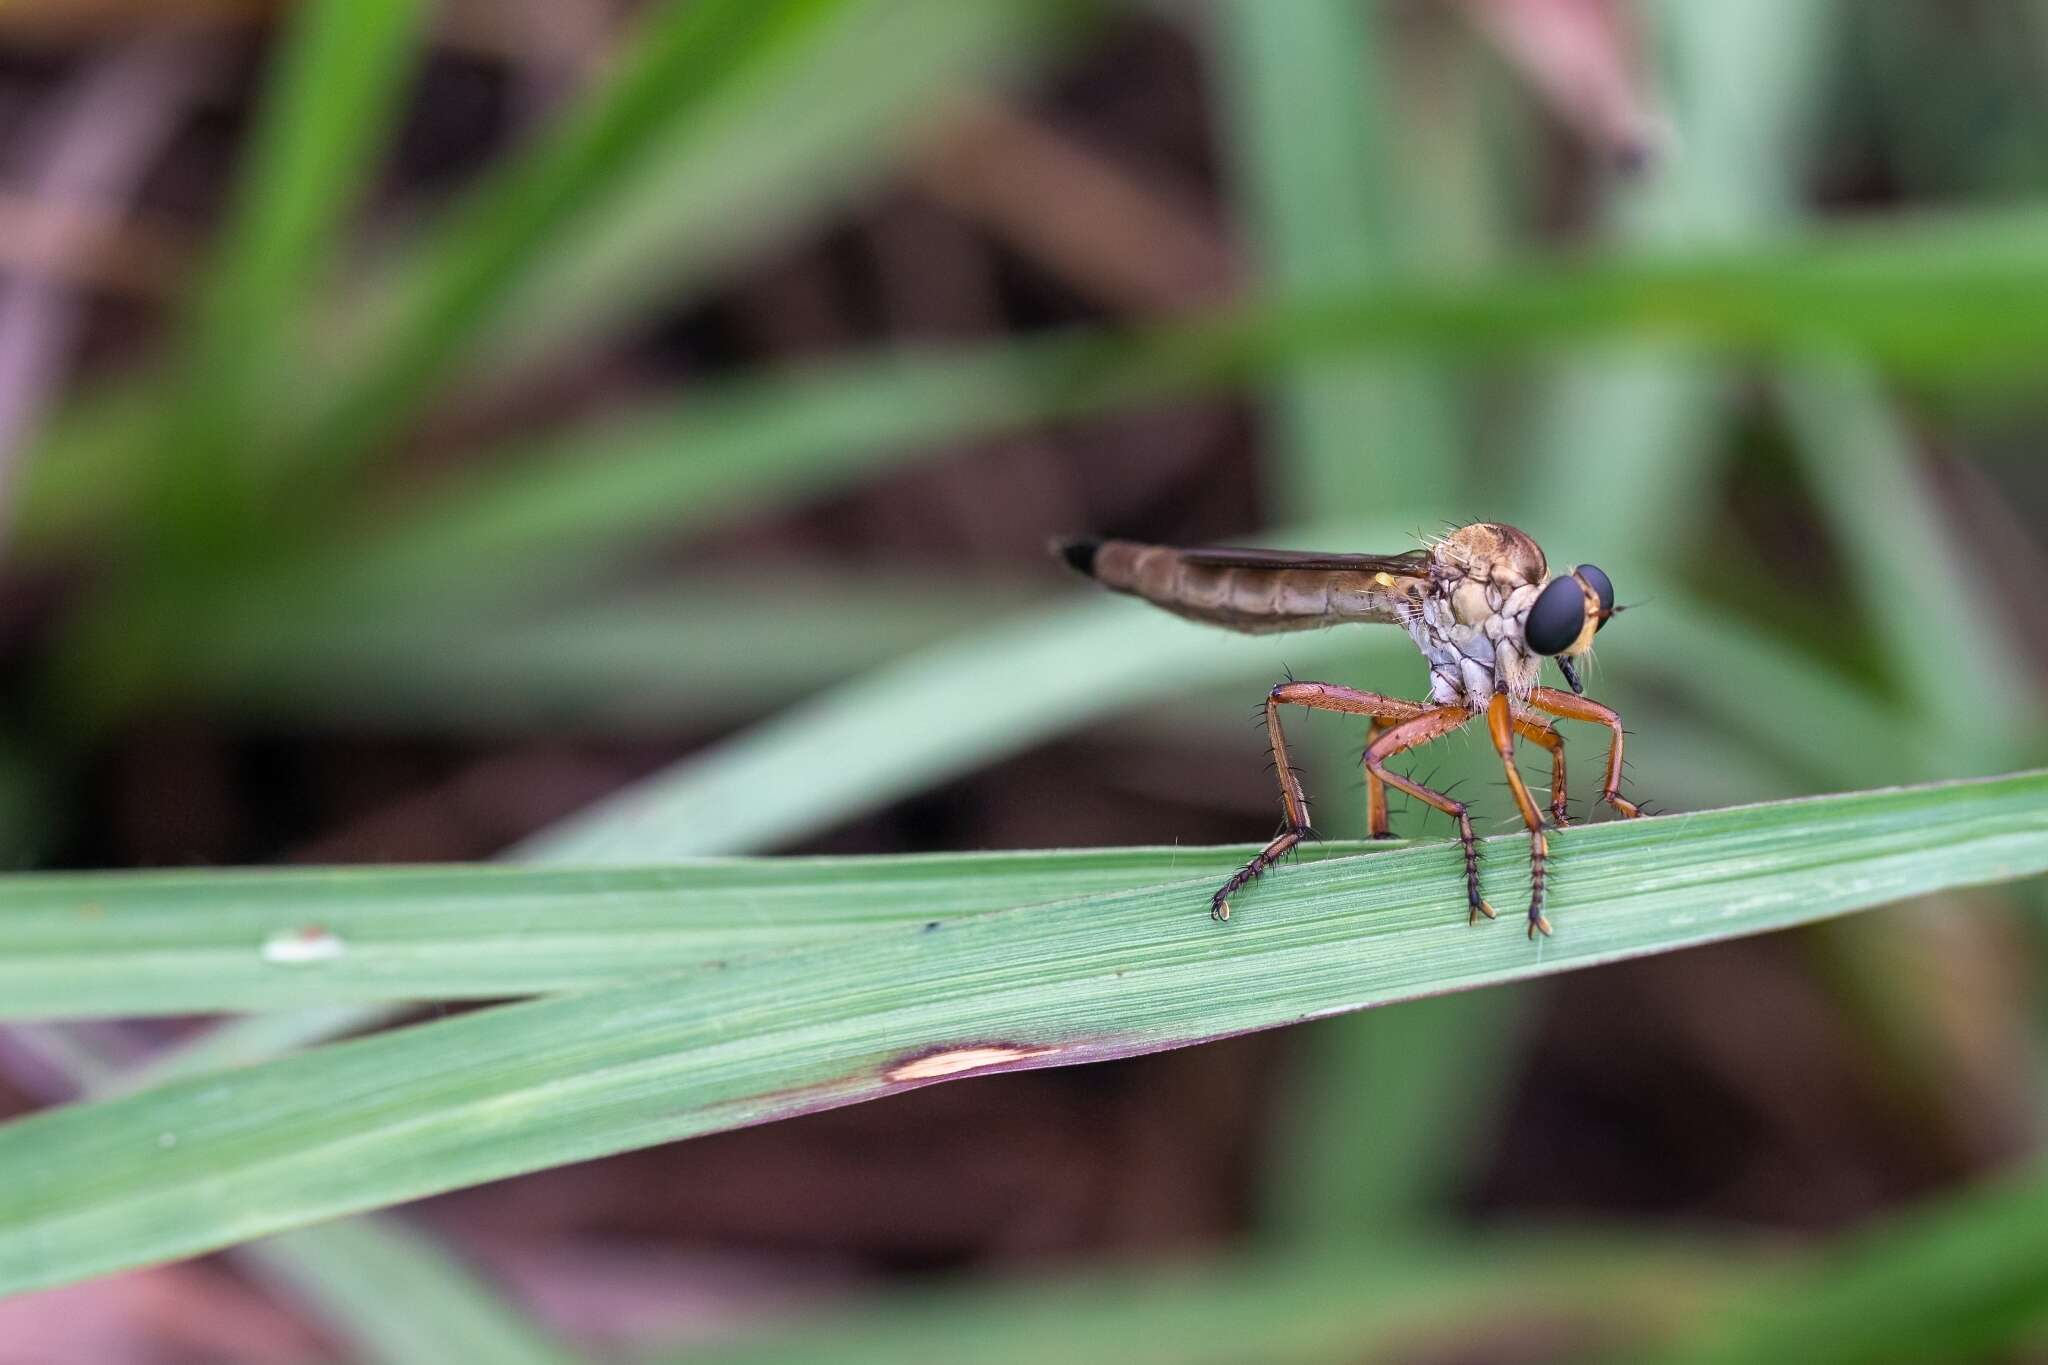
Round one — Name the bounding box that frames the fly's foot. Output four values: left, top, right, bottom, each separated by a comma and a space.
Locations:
1211, 826, 1307, 923
1606, 792, 1642, 819
1525, 829, 1550, 938
1452, 808, 1494, 927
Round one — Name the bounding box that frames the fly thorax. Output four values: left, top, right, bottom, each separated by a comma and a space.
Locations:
1488, 582, 1545, 700
1394, 522, 1585, 705
1427, 531, 1548, 705
1411, 589, 1470, 706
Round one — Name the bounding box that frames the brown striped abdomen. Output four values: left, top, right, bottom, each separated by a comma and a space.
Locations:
1056, 537, 1413, 635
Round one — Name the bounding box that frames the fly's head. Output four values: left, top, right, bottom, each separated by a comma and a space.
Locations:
1523, 561, 1618, 694
1428, 522, 1620, 701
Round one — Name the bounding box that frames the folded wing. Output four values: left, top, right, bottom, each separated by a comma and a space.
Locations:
1056, 538, 1427, 634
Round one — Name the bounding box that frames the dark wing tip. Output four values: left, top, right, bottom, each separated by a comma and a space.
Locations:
1052, 535, 1104, 578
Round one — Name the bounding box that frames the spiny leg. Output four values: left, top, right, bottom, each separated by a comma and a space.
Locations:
1488, 694, 1552, 938
1365, 719, 1393, 837
1364, 704, 1493, 925
1513, 715, 1568, 826
1310, 690, 1427, 840
1530, 687, 1644, 818
1212, 828, 1304, 922
1212, 682, 1424, 921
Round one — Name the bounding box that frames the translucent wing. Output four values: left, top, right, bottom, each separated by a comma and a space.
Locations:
1177, 546, 1431, 575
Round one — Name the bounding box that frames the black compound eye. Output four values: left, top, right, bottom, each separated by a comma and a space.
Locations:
1576, 563, 1615, 627
1526, 577, 1586, 656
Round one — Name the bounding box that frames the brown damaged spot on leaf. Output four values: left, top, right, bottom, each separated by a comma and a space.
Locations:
885, 1043, 1060, 1083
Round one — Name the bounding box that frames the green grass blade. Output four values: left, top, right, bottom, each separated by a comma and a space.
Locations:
286, 0, 1084, 506
181, 576, 1045, 728
0, 842, 1376, 1018
1258, 197, 2048, 376
8, 379, 158, 555
0, 772, 2041, 1293
154, 0, 430, 550
2, 1023, 125, 1092
1258, 986, 1525, 1240
510, 590, 1405, 862
215, 332, 1295, 614
650, 1237, 1745, 1365
1776, 362, 2039, 758
288, 0, 851, 495
1211, 0, 1465, 520
475, 0, 1085, 380
1619, 596, 1942, 789
1212, 0, 1394, 283
115, 1006, 396, 1093
246, 1218, 582, 1365
633, 1159, 2048, 1365
1643, 1159, 2048, 1365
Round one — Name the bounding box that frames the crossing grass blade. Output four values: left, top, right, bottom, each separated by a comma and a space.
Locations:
0, 771, 2041, 1294
1776, 362, 2038, 754
627, 1156, 2048, 1365
23, 1025, 583, 1365
177, 576, 1046, 728
650, 1236, 1748, 1365
1638, 1157, 2048, 1365
287, 0, 1088, 505
152, 0, 430, 548
469, 0, 1088, 381
287, 0, 855, 496
242, 1218, 582, 1365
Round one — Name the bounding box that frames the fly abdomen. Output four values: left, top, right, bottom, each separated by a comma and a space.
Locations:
1053, 537, 1398, 635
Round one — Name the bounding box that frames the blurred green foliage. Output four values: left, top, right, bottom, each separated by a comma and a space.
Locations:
3, 0, 2047, 1360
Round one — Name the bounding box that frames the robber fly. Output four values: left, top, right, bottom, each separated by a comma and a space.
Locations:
1055, 521, 1643, 938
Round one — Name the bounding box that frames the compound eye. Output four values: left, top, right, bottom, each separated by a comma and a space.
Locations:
1576, 563, 1615, 628
1526, 577, 1587, 657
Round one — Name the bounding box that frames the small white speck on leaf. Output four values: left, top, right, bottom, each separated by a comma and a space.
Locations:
262, 926, 347, 966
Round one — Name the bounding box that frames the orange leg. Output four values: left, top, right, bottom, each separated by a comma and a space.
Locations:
1364, 704, 1495, 926
1211, 682, 1425, 921
1488, 694, 1553, 937
1529, 687, 1643, 818
1365, 719, 1393, 838
1513, 715, 1568, 826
